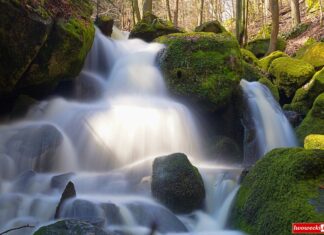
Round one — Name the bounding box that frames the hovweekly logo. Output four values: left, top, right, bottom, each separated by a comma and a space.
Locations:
292, 223, 324, 234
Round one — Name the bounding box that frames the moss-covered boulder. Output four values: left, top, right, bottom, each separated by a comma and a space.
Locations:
296, 93, 324, 143
304, 134, 324, 150
242, 61, 265, 81
246, 38, 287, 58
34, 219, 109, 235
297, 42, 324, 69
156, 32, 242, 111
95, 15, 114, 37
18, 18, 95, 97
284, 67, 324, 114
129, 13, 182, 42
207, 136, 242, 163
259, 77, 280, 101
0, 0, 53, 94
259, 51, 288, 71
232, 147, 324, 235
241, 48, 260, 66
0, 0, 95, 101
195, 20, 227, 34
151, 153, 205, 213
268, 57, 315, 100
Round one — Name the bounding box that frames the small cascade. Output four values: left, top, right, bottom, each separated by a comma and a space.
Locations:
240, 79, 298, 165
0, 28, 246, 235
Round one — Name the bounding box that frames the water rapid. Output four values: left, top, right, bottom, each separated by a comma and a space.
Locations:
240, 79, 298, 165
0, 28, 246, 235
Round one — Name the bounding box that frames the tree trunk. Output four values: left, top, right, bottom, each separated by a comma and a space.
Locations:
236, 0, 244, 45
143, 0, 153, 15
267, 0, 279, 54
133, 0, 141, 22
166, 0, 172, 22
320, 0, 323, 26
290, 0, 301, 27
198, 0, 204, 25
244, 0, 249, 45
174, 0, 179, 26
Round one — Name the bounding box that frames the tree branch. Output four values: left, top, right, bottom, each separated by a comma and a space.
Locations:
0, 224, 35, 235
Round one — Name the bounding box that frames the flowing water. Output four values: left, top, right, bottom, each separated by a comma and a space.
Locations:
0, 28, 246, 235
240, 79, 298, 165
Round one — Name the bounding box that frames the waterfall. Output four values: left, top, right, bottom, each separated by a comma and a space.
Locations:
0, 28, 246, 235
240, 79, 298, 165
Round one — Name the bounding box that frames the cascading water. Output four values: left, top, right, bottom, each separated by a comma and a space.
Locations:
0, 28, 245, 235
240, 79, 298, 165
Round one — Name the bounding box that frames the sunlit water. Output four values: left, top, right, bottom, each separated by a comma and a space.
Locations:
240, 79, 298, 165
0, 28, 246, 234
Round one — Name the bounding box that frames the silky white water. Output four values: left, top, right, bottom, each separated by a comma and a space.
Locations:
0, 28, 246, 235
240, 79, 298, 163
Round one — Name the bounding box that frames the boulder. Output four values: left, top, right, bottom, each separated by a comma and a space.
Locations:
0, 0, 95, 105
246, 37, 286, 58
10, 94, 38, 119
54, 181, 77, 219
151, 153, 205, 213
207, 136, 242, 163
232, 147, 324, 235
0, 0, 53, 95
284, 67, 324, 114
259, 51, 288, 71
195, 20, 227, 34
297, 42, 324, 69
304, 134, 324, 150
242, 61, 266, 81
129, 13, 182, 42
268, 57, 315, 101
240, 48, 260, 66
156, 32, 242, 111
95, 15, 114, 37
258, 77, 280, 101
283, 110, 304, 127
296, 93, 324, 143
33, 219, 109, 235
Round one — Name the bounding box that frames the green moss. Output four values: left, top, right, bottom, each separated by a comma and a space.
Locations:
232, 147, 324, 235
254, 24, 272, 39
284, 67, 324, 114
242, 61, 265, 81
297, 42, 324, 69
246, 37, 287, 58
259, 77, 280, 101
304, 134, 324, 150
268, 57, 315, 100
259, 51, 288, 71
155, 32, 242, 111
296, 93, 324, 143
130, 13, 183, 42
195, 20, 227, 34
19, 18, 95, 96
241, 48, 260, 66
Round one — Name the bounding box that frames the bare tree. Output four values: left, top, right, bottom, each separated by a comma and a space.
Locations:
267, 0, 279, 54
143, 0, 153, 15
236, 0, 244, 45
166, 0, 172, 21
290, 0, 301, 27
198, 0, 205, 25
133, 0, 141, 22
174, 0, 180, 25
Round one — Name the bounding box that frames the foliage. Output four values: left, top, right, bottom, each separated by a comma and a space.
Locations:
232, 147, 324, 235
283, 23, 310, 40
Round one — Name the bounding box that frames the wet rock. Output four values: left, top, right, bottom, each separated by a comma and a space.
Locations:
61, 199, 102, 220
283, 110, 303, 127
96, 15, 114, 37
55, 181, 76, 219
126, 201, 188, 232
101, 202, 124, 225
151, 153, 205, 213
3, 124, 63, 173
10, 94, 38, 120
33, 219, 110, 235
51, 172, 75, 189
